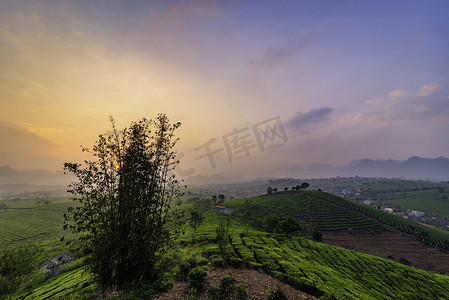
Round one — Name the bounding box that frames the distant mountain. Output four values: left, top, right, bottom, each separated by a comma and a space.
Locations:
337, 159, 402, 177
267, 156, 449, 180
0, 165, 74, 185
337, 156, 449, 179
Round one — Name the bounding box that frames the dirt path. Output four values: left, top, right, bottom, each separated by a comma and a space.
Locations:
304, 196, 315, 234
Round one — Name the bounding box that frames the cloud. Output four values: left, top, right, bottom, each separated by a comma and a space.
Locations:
0, 121, 63, 169
354, 78, 449, 126
152, 0, 221, 25
416, 82, 440, 97
285, 107, 333, 129
250, 31, 312, 69
388, 89, 409, 99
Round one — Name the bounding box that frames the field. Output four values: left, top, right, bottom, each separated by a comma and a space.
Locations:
4, 185, 449, 299
184, 212, 449, 299
223, 191, 449, 251
0, 198, 73, 247
0, 197, 96, 299
378, 189, 449, 218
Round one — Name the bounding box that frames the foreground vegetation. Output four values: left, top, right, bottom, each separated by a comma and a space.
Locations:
189, 213, 449, 299
4, 182, 449, 299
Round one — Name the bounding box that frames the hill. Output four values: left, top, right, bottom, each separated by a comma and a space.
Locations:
224, 191, 449, 274
5, 191, 449, 299
183, 212, 449, 299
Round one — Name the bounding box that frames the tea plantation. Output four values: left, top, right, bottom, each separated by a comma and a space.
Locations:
4, 191, 449, 299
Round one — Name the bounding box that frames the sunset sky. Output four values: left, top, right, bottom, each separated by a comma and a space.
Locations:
1, 0, 448, 178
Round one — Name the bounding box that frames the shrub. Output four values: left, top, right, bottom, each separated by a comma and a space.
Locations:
229, 257, 246, 268
210, 255, 225, 268
177, 257, 198, 281
270, 271, 324, 297
219, 273, 235, 295
235, 284, 248, 300
208, 273, 248, 300
208, 285, 221, 300
312, 230, 323, 242
187, 267, 207, 294
399, 257, 412, 266
266, 286, 288, 300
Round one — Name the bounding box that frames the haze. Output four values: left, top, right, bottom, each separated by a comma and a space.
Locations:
1, 0, 448, 179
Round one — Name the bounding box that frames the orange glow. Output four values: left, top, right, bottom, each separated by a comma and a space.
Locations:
115, 164, 120, 169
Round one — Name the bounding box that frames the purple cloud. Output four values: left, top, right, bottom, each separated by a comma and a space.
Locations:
250, 32, 312, 69
285, 107, 333, 128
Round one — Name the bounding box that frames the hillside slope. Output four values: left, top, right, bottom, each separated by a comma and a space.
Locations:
189, 213, 449, 299
224, 191, 449, 273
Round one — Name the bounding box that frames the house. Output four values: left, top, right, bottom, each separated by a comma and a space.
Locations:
214, 205, 234, 216
43, 252, 74, 277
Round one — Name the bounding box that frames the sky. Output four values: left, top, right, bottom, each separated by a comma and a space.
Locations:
0, 0, 448, 178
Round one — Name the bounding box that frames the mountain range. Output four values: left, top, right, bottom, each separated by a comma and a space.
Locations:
1, 156, 449, 186
0, 165, 74, 186
336, 156, 449, 179
186, 156, 449, 184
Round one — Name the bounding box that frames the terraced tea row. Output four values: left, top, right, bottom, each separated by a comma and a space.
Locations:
0, 203, 70, 247
226, 193, 385, 233
194, 216, 449, 300
305, 190, 449, 249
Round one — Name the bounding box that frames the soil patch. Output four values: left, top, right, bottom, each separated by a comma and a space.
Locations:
323, 229, 449, 274
154, 266, 317, 300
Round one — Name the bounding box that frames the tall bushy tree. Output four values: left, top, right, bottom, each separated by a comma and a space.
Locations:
63, 114, 182, 288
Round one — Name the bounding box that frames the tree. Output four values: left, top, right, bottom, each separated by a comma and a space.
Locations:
189, 211, 204, 242
217, 194, 226, 204
279, 217, 301, 236
264, 215, 279, 233
273, 188, 278, 193
216, 219, 231, 266
267, 187, 273, 194
35, 198, 45, 206
300, 182, 310, 190
0, 202, 8, 212
62, 115, 182, 289
192, 198, 212, 215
